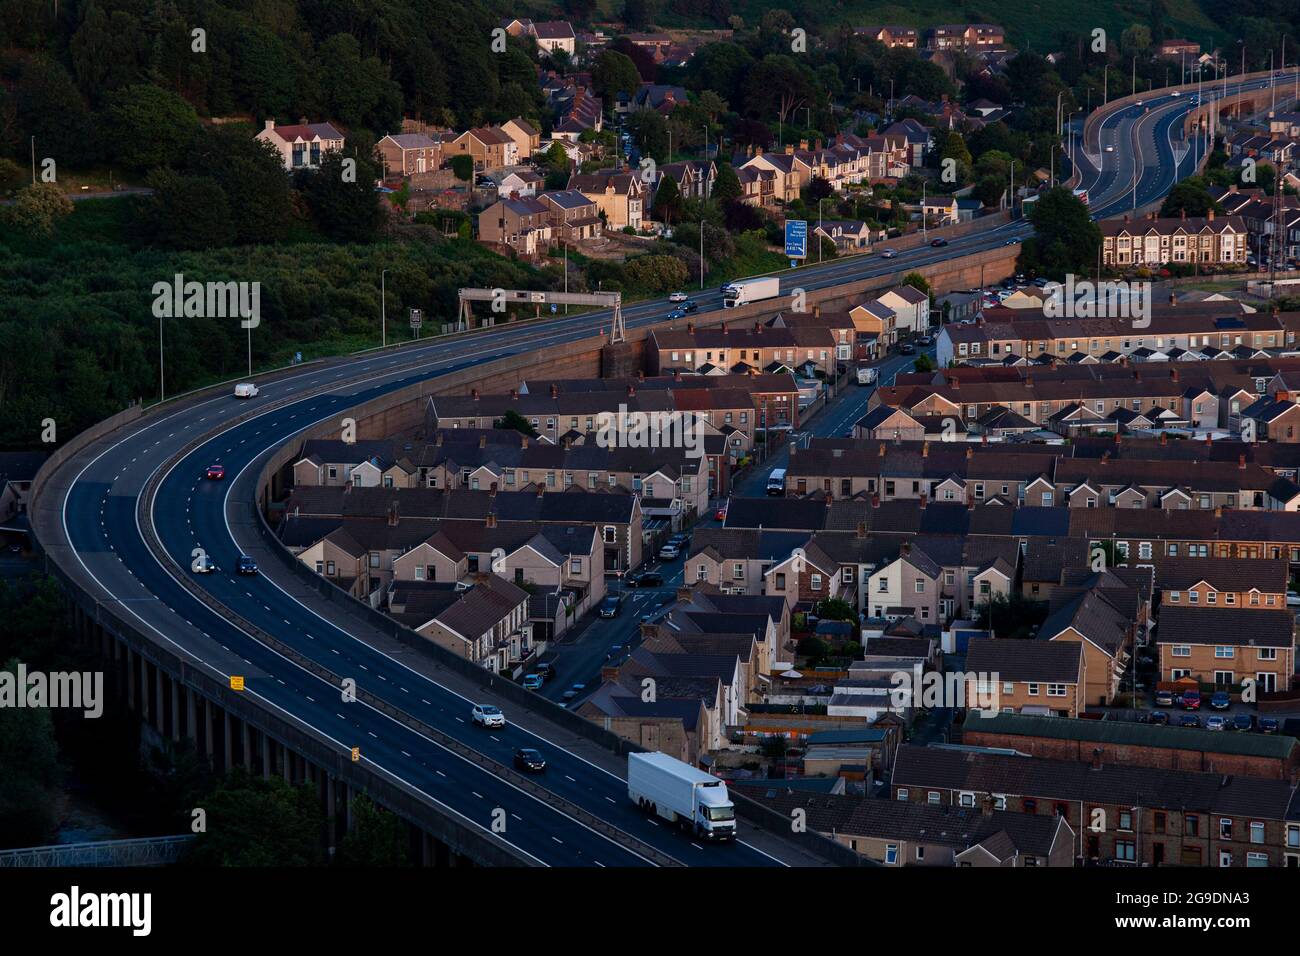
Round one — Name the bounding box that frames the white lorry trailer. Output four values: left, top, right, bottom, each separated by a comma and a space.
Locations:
627, 751, 736, 841
721, 276, 780, 308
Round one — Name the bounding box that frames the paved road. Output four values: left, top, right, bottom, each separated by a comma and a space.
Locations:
41, 71, 1273, 866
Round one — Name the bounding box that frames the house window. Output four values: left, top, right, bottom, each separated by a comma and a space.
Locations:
896, 789, 909, 802
927, 791, 941, 804
1047, 684, 1067, 697
1220, 818, 1233, 840
1172, 645, 1191, 657
1250, 821, 1265, 844
1027, 683, 1039, 696
733, 563, 744, 580
885, 844, 899, 865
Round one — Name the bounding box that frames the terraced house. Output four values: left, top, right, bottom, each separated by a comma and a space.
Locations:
1100, 211, 1248, 267
891, 745, 1300, 866
1155, 606, 1295, 693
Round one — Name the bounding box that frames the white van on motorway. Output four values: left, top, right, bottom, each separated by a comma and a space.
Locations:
233, 383, 259, 399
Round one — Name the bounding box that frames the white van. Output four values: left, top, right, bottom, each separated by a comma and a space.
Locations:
766, 468, 787, 496
233, 383, 259, 399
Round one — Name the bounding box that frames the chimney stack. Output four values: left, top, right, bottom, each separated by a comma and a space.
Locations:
471, 387, 480, 400
485, 512, 498, 528
550, 384, 558, 398
856, 521, 867, 538
1239, 453, 1246, 469
479, 434, 487, 448
627, 384, 635, 397
871, 492, 880, 508
387, 500, 399, 526
922, 441, 929, 458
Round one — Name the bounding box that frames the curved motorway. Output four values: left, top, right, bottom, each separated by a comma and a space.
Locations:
37, 72, 1289, 867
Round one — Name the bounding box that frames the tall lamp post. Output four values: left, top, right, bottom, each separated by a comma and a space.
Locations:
381, 268, 389, 348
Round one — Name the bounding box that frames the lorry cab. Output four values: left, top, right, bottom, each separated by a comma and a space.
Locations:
627, 751, 736, 842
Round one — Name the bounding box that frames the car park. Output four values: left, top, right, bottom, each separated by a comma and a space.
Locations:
1232, 713, 1254, 731
470, 703, 505, 728
513, 748, 546, 772
597, 594, 623, 618
1178, 713, 1200, 728
206, 464, 226, 480
521, 673, 544, 691
1205, 715, 1227, 731
1210, 691, 1231, 710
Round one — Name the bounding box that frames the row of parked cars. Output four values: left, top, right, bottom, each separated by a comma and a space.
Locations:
1148, 687, 1281, 732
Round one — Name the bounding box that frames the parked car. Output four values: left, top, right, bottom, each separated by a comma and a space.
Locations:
1205, 715, 1227, 731
1154, 689, 1174, 707
513, 748, 546, 772
237, 555, 258, 575
1260, 717, 1280, 734
1149, 710, 1169, 725
1178, 713, 1201, 728
1232, 713, 1254, 731
1210, 691, 1231, 710
206, 464, 226, 480
669, 292, 688, 302
521, 673, 544, 691
1180, 689, 1202, 710
899, 343, 916, 355
534, 662, 555, 683
560, 683, 586, 703
630, 570, 664, 587
606, 643, 623, 660
470, 703, 505, 728
657, 543, 681, 561
597, 594, 623, 618
714, 506, 727, 521
916, 335, 933, 346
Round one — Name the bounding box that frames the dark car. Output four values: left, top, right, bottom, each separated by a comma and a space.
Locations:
1260, 717, 1281, 734
630, 571, 664, 587
1178, 713, 1201, 728
668, 308, 686, 320
930, 237, 949, 247
534, 662, 555, 682
236, 555, 258, 575
513, 748, 546, 772
597, 594, 623, 618
682, 300, 699, 313
1149, 710, 1169, 725
1210, 691, 1231, 710
1232, 713, 1254, 731
899, 343, 916, 355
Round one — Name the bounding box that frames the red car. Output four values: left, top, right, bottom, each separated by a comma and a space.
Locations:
715, 506, 727, 521
1180, 689, 1202, 710
205, 464, 226, 480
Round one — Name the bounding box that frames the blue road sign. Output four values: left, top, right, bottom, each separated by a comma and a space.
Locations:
784, 219, 808, 260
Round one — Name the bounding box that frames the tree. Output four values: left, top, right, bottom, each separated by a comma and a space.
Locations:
813, 599, 856, 622
902, 272, 932, 298
806, 176, 833, 201
100, 84, 201, 170
1020, 187, 1102, 280
628, 109, 669, 164
0, 659, 60, 847
625, 254, 689, 293
496, 410, 536, 436
745, 55, 812, 126
592, 50, 642, 103
450, 154, 474, 181
337, 794, 412, 866
296, 151, 385, 243
0, 159, 24, 194
913, 353, 935, 373
797, 636, 827, 665
137, 170, 235, 250
186, 772, 327, 867
186, 127, 293, 246
5, 183, 73, 236
653, 174, 682, 225
1160, 177, 1224, 218
712, 162, 742, 204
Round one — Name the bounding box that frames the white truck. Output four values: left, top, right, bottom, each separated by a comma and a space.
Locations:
627, 751, 736, 841
721, 276, 780, 308
856, 365, 878, 386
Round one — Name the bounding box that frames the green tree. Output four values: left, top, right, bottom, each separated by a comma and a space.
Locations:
1020, 187, 1102, 280
137, 170, 235, 250
653, 174, 682, 225
0, 659, 60, 848
628, 109, 669, 164
745, 55, 812, 125
186, 771, 327, 867
186, 126, 293, 246
296, 151, 385, 243
902, 272, 932, 298
712, 162, 742, 204
592, 50, 642, 103
337, 794, 411, 866
913, 353, 935, 373
0, 159, 24, 194
5, 182, 74, 236
100, 84, 201, 170
451, 154, 474, 181
496, 410, 537, 436
1160, 177, 1224, 218
813, 599, 856, 622
625, 254, 689, 293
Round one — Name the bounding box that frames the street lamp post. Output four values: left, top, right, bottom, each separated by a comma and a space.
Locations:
381, 268, 389, 348
158, 313, 165, 402
818, 197, 824, 264
699, 219, 704, 289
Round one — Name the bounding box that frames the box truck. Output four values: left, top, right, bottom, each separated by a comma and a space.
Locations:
627, 751, 736, 841
721, 276, 780, 308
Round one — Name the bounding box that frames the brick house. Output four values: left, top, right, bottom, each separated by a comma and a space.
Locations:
1156, 605, 1295, 692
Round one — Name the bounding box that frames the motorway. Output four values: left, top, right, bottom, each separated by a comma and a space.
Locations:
38, 70, 1287, 868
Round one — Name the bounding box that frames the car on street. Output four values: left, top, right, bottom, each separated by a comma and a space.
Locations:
1154, 689, 1174, 707
714, 506, 727, 521
206, 464, 226, 480
669, 292, 688, 302
1170, 90, 1180, 97
668, 308, 686, 319
606, 644, 623, 660
879, 248, 898, 259
470, 703, 505, 728
237, 555, 258, 575
930, 238, 948, 247
194, 554, 217, 574
1149, 710, 1169, 725
682, 300, 699, 313
597, 594, 623, 618
560, 683, 586, 703
1232, 713, 1254, 731
521, 673, 544, 691
1260, 717, 1280, 734
657, 542, 681, 560
534, 662, 554, 683
899, 343, 916, 355
1180, 689, 1202, 710
629, 570, 664, 587
1104, 144, 1115, 152
1210, 691, 1231, 710
513, 748, 546, 772
1205, 715, 1227, 731
1178, 713, 1201, 728
917, 334, 933, 346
